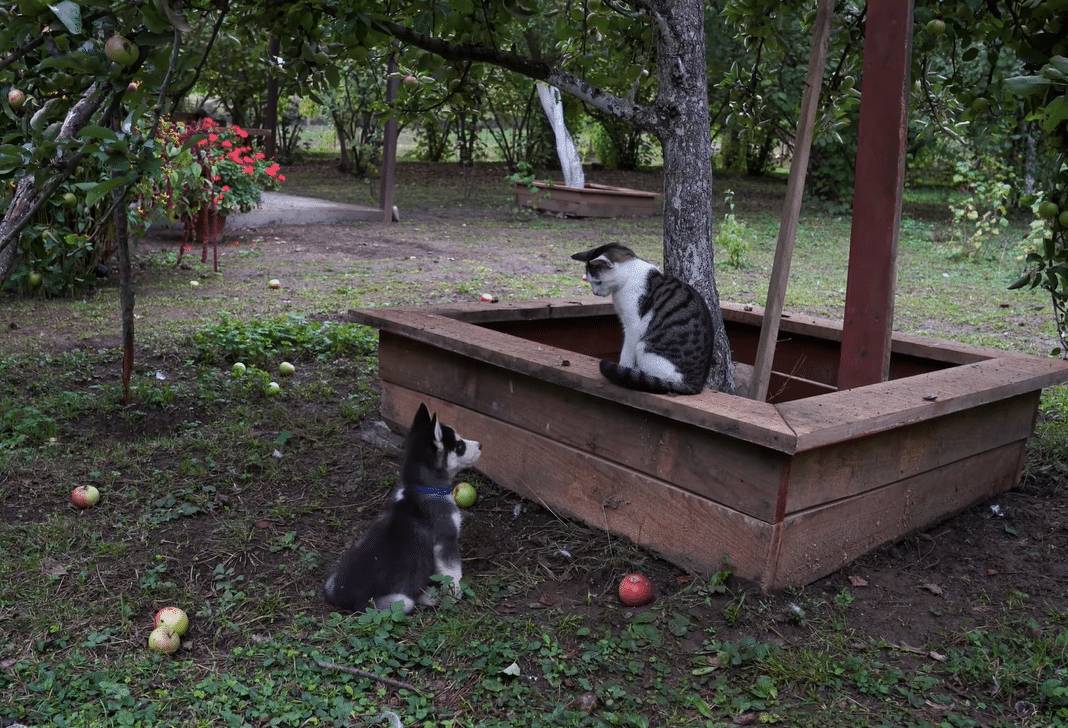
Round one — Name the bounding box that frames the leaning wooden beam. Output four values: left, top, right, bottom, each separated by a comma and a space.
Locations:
749, 0, 834, 401
837, 0, 915, 389
379, 54, 400, 223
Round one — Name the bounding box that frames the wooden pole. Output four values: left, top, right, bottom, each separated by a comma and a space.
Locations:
379, 54, 400, 223
837, 0, 915, 390
264, 35, 280, 159
748, 0, 834, 402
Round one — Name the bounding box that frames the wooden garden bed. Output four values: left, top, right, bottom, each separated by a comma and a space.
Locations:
514, 181, 660, 218
352, 299, 1068, 590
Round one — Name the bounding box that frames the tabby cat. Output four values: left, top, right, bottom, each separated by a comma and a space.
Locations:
572, 243, 713, 394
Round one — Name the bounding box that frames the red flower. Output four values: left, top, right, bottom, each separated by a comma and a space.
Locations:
202, 118, 216, 128
278, 174, 286, 182
208, 134, 218, 143
213, 175, 221, 182
197, 139, 208, 147
243, 165, 254, 174
222, 140, 232, 149
265, 163, 280, 178
254, 152, 265, 160
222, 185, 231, 192
233, 126, 249, 139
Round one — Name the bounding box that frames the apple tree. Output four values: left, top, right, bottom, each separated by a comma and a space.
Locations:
331, 0, 739, 391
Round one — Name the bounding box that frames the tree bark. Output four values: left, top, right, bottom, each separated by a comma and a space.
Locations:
376, 1, 735, 391
651, 0, 735, 392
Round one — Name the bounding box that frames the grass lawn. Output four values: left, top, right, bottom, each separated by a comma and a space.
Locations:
1, 160, 1066, 727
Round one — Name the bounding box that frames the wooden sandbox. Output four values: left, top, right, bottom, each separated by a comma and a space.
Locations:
353, 299, 1068, 590
514, 181, 660, 218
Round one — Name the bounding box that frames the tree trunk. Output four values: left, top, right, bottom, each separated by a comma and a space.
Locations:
653, 0, 735, 393
332, 111, 351, 173
264, 35, 281, 158
536, 83, 584, 188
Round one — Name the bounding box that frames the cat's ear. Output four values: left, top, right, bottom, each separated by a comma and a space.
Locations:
571, 248, 596, 262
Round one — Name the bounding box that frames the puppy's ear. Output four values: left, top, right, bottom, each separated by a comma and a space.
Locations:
431, 413, 443, 449
411, 402, 432, 433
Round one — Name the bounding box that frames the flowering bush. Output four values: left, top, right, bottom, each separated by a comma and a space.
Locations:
184, 118, 285, 215
135, 118, 285, 226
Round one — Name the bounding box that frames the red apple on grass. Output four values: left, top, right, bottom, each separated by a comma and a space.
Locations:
153, 606, 189, 636
618, 573, 655, 607
70, 485, 100, 509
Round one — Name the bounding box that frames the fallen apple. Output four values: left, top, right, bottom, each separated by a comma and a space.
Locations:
147, 626, 180, 654
104, 34, 139, 67
618, 573, 655, 607
189, 280, 200, 288
232, 362, 247, 377
266, 381, 281, 396
153, 606, 189, 636
278, 361, 295, 376
7, 88, 26, 109
70, 485, 100, 509
27, 271, 42, 289
452, 481, 477, 508
268, 279, 282, 289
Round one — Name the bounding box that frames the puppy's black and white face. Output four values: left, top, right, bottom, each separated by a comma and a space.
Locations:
432, 415, 481, 476
405, 403, 481, 480
571, 243, 638, 297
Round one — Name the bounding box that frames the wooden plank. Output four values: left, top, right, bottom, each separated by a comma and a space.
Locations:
769, 441, 1025, 588
380, 334, 787, 522
779, 356, 1068, 451
382, 382, 773, 581
726, 303, 1008, 383
379, 55, 400, 224
750, 0, 834, 402
837, 0, 915, 389
785, 392, 1039, 513
360, 309, 797, 452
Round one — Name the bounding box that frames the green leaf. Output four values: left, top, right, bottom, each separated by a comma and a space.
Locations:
1050, 56, 1068, 76
156, 0, 192, 32
1005, 75, 1051, 97
1042, 95, 1068, 133
1008, 272, 1033, 290
48, 1, 82, 34
85, 175, 131, 206
78, 125, 118, 142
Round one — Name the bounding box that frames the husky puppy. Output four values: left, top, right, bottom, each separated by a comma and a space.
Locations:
572, 243, 714, 394
323, 403, 481, 613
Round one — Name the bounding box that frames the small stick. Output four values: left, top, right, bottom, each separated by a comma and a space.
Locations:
315, 659, 427, 696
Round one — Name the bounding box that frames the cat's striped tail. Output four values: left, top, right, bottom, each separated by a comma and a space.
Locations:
599, 360, 700, 395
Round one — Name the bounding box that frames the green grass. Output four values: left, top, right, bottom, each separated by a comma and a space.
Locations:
1, 160, 1066, 726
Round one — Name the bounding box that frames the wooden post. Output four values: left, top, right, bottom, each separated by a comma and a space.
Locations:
379, 54, 400, 223
837, 0, 914, 390
264, 35, 280, 159
749, 0, 834, 402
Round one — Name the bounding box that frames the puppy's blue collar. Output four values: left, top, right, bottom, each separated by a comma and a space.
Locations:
413, 485, 453, 498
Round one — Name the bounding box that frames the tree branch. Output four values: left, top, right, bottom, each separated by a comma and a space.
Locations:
170, 2, 229, 113
374, 19, 657, 131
